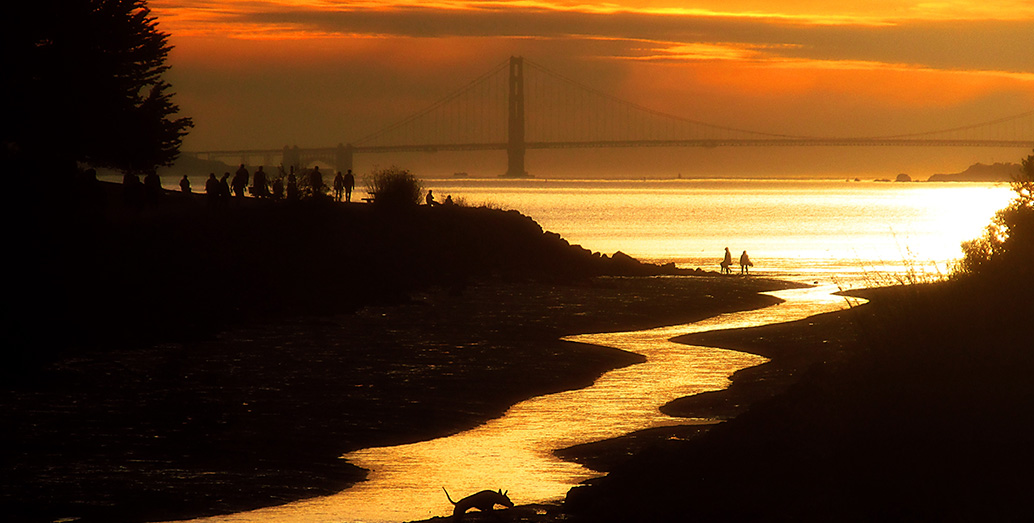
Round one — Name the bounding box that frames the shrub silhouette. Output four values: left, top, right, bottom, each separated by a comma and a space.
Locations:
956, 148, 1034, 278
366, 166, 423, 208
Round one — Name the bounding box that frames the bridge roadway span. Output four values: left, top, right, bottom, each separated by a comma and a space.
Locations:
193, 138, 1032, 160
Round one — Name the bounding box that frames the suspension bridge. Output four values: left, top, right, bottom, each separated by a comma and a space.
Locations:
189, 56, 1034, 176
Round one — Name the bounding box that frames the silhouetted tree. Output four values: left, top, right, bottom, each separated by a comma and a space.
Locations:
2, 0, 193, 176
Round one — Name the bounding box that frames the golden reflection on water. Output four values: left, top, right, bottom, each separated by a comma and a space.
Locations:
174, 285, 859, 523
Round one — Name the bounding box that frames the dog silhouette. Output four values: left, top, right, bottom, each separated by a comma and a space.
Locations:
443, 487, 513, 520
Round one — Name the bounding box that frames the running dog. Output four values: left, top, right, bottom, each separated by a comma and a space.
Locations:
443, 488, 513, 520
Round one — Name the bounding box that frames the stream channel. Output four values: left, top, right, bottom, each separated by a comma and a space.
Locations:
177, 283, 860, 523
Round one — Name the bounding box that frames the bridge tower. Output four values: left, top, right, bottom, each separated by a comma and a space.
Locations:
503, 56, 529, 178
336, 143, 354, 173
282, 145, 301, 171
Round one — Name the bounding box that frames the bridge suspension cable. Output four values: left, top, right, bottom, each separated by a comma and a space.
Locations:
354, 59, 511, 148
522, 58, 810, 144
865, 110, 1034, 142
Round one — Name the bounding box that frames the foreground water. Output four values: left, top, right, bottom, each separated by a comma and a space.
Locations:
174, 284, 858, 523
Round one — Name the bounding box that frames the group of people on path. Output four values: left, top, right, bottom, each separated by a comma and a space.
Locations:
332, 169, 356, 202
185, 164, 357, 208
721, 247, 753, 275
122, 170, 164, 209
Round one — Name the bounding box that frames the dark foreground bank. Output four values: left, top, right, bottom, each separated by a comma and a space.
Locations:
8, 181, 697, 370
3, 184, 797, 523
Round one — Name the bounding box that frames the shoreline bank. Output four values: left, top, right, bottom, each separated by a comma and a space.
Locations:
5, 180, 801, 523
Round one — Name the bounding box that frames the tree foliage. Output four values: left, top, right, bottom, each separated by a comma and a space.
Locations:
956, 148, 1034, 276
2, 0, 193, 174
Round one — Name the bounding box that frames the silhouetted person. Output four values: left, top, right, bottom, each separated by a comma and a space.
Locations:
721, 247, 733, 274
272, 176, 284, 201
205, 173, 219, 208
122, 172, 143, 210
235, 163, 249, 185
231, 166, 248, 199
333, 171, 344, 202
252, 166, 268, 197
286, 171, 298, 201
179, 174, 191, 193
309, 166, 324, 198
740, 250, 753, 275
344, 169, 355, 202
426, 190, 437, 206
444, 195, 454, 206
219, 172, 231, 207
143, 171, 163, 205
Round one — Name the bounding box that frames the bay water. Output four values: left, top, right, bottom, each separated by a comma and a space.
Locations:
424, 178, 1013, 287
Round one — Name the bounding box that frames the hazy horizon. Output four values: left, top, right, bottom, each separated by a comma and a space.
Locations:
169, 146, 1029, 181
151, 1, 1033, 178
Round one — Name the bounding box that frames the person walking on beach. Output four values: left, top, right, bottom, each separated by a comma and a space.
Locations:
179, 174, 191, 194
721, 247, 733, 274
740, 250, 753, 275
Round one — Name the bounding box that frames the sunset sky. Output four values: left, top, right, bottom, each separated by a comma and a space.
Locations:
151, 1, 1034, 177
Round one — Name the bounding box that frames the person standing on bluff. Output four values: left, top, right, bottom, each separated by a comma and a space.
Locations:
252, 166, 269, 198
333, 171, 344, 202
344, 169, 355, 202
219, 172, 231, 207
231, 164, 249, 199
310, 166, 324, 198
205, 173, 219, 208
287, 170, 298, 201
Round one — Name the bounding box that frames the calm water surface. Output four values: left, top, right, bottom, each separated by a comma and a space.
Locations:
425, 179, 1012, 281
167, 179, 1011, 523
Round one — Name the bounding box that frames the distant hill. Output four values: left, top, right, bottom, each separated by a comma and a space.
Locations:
927, 162, 1021, 182
158, 154, 235, 177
